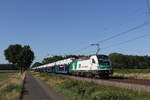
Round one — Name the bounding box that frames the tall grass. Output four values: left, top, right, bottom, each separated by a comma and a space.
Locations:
0, 70, 25, 100
34, 73, 150, 100
114, 69, 150, 74
113, 69, 150, 80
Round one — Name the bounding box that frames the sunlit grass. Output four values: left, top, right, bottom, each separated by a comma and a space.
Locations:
0, 70, 25, 100
33, 72, 150, 100
113, 69, 150, 80
113, 72, 150, 80
114, 69, 150, 74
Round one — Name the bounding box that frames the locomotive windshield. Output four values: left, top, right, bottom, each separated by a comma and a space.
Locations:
97, 55, 108, 60
97, 55, 110, 65
99, 60, 110, 65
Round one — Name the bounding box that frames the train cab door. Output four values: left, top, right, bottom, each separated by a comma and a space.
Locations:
90, 56, 99, 70
90, 58, 97, 70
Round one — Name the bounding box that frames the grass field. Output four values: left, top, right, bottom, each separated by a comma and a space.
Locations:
114, 69, 150, 74
33, 72, 150, 100
113, 69, 150, 80
0, 70, 25, 100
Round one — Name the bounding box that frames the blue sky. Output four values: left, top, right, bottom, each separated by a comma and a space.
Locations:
0, 0, 150, 63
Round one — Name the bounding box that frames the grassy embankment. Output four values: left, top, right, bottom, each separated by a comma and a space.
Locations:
113, 69, 150, 80
0, 70, 25, 100
33, 72, 150, 100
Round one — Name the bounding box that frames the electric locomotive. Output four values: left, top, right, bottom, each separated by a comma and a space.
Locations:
69, 55, 113, 77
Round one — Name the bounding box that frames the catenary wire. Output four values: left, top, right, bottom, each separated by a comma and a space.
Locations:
67, 4, 150, 54
101, 33, 150, 50
95, 21, 150, 43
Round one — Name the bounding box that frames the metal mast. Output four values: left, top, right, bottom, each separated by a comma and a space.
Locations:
90, 43, 100, 55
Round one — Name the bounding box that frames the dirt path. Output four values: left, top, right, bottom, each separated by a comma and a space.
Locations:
21, 72, 66, 100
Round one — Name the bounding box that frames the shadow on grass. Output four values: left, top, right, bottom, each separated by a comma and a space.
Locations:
110, 76, 128, 79
107, 76, 129, 80
0, 70, 19, 74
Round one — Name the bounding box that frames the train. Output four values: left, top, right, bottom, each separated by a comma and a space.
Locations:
32, 54, 113, 77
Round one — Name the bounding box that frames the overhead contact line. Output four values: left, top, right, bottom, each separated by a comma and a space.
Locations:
102, 33, 150, 50
95, 21, 150, 44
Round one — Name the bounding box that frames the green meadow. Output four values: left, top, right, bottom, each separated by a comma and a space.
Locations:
33, 72, 150, 100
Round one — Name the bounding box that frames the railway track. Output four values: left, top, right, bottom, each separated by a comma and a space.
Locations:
58, 74, 150, 92
107, 77, 150, 86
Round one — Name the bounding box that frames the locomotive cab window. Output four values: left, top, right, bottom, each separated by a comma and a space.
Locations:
99, 60, 110, 65
92, 59, 96, 63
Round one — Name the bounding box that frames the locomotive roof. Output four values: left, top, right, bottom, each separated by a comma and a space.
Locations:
74, 54, 108, 61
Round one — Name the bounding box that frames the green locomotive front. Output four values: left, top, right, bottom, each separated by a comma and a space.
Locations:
69, 55, 113, 77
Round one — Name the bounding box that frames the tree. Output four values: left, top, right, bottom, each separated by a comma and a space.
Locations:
4, 44, 34, 73
109, 53, 150, 69
42, 56, 63, 64
32, 62, 42, 68
4, 44, 22, 64
109, 53, 127, 69
17, 46, 35, 71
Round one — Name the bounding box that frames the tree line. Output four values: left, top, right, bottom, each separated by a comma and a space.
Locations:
109, 53, 150, 69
